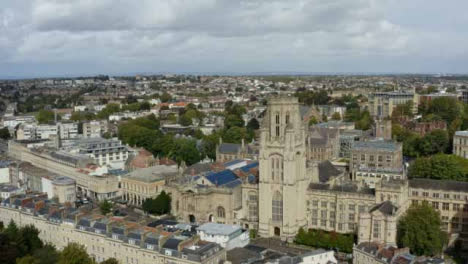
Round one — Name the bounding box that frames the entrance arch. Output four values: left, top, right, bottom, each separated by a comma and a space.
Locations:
274, 227, 281, 236
189, 214, 196, 223
208, 214, 214, 222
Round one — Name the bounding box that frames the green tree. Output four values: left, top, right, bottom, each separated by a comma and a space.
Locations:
201, 132, 221, 160
179, 115, 192, 126
224, 114, 244, 129
246, 118, 260, 131
142, 191, 172, 215
426, 97, 463, 124
418, 129, 449, 156
19, 225, 43, 256
97, 103, 120, 119
36, 110, 58, 124
32, 244, 59, 264
223, 126, 249, 144
0, 232, 18, 264
160, 92, 172, 103
308, 116, 318, 126
99, 200, 113, 215
58, 243, 95, 264
171, 138, 201, 165
331, 112, 341, 121
16, 255, 38, 264
0, 127, 11, 139
408, 154, 468, 181
101, 258, 119, 264
397, 202, 448, 256
70, 111, 95, 122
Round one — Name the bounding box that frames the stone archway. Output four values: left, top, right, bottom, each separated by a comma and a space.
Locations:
189, 214, 196, 223
208, 214, 214, 222
274, 227, 281, 236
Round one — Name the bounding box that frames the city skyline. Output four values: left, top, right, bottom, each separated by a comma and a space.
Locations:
1, 0, 468, 78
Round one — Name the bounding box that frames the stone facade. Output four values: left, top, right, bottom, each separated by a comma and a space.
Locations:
453, 131, 468, 159
0, 194, 226, 264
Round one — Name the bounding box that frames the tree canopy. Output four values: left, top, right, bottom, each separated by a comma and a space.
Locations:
99, 200, 113, 215
408, 154, 468, 181
142, 191, 172, 215
397, 202, 448, 256
36, 109, 59, 124
295, 228, 354, 253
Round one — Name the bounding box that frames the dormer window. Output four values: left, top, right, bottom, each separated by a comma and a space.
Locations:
147, 244, 154, 250
112, 234, 118, 240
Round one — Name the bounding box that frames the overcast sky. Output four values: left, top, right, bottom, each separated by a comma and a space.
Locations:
1, 0, 467, 78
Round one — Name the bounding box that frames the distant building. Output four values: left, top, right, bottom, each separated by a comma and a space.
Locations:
353, 242, 444, 264
368, 91, 418, 119
350, 140, 403, 181
0, 184, 23, 200
216, 139, 258, 162
374, 119, 392, 140
453, 131, 468, 158
121, 165, 178, 206
66, 137, 130, 169
16, 122, 79, 140
0, 193, 226, 264
197, 223, 249, 250
307, 127, 340, 161
82, 120, 108, 138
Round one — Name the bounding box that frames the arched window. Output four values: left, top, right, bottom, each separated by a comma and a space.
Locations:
272, 192, 283, 222
217, 206, 226, 218
270, 154, 283, 180
275, 113, 280, 137
286, 112, 290, 125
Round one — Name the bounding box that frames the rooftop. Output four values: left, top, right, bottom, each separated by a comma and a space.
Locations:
197, 223, 241, 236
353, 140, 400, 152
409, 178, 468, 192
123, 165, 178, 183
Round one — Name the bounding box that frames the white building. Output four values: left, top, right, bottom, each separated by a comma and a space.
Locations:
0, 184, 23, 200
0, 165, 10, 184
16, 122, 79, 140
2, 115, 36, 128
66, 137, 130, 169
82, 120, 108, 138
197, 223, 249, 250
300, 249, 337, 264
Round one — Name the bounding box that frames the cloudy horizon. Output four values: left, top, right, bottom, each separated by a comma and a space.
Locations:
1, 0, 467, 78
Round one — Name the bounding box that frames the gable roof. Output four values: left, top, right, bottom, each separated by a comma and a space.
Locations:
370, 201, 397, 216
318, 160, 342, 183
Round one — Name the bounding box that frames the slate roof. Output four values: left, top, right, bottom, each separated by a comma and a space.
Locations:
218, 143, 241, 154
163, 238, 182, 250
370, 201, 397, 216
240, 162, 259, 173
227, 247, 262, 264
353, 140, 400, 152
318, 160, 342, 183
409, 178, 468, 192
205, 169, 239, 187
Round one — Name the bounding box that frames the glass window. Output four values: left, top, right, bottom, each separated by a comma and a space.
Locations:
272, 192, 283, 222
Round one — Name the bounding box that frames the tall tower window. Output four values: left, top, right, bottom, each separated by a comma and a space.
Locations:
286, 114, 290, 125
272, 191, 283, 222
275, 113, 280, 137
270, 155, 283, 181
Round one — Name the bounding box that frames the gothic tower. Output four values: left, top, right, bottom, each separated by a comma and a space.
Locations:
258, 96, 308, 240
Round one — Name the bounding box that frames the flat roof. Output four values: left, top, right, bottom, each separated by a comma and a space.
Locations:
123, 165, 178, 182
197, 222, 241, 236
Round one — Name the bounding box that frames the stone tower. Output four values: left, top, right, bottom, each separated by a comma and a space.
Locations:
374, 119, 392, 140
258, 96, 308, 240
